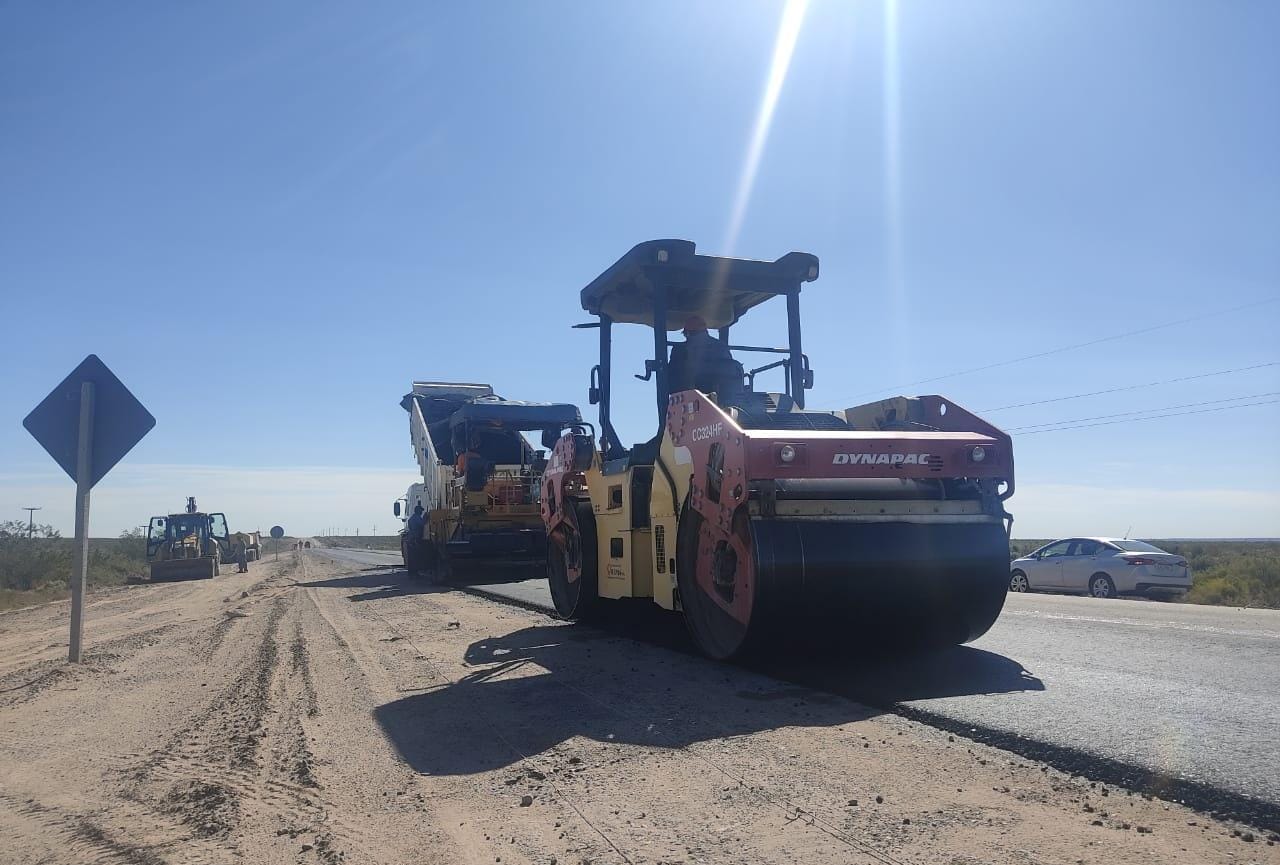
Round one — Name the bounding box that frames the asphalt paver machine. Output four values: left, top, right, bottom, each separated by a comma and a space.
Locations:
541, 240, 1016, 659
398, 382, 585, 580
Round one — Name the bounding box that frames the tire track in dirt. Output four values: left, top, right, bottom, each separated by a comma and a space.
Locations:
290, 617, 320, 720
0, 622, 177, 709
0, 792, 177, 865
114, 587, 365, 864
128, 597, 300, 824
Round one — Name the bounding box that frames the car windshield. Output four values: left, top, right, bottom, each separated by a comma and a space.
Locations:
169, 515, 202, 538
1108, 540, 1167, 553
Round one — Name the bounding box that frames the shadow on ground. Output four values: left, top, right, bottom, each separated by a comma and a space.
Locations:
373, 617, 1044, 777
757, 644, 1045, 707
300, 568, 444, 603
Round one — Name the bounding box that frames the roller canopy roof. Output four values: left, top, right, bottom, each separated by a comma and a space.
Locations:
580, 239, 820, 330
400, 392, 581, 430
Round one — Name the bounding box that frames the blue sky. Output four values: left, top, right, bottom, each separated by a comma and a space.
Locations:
2, 1, 1277, 537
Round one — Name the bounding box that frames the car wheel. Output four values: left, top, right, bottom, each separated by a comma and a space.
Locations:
1089, 573, 1116, 599
1009, 571, 1030, 593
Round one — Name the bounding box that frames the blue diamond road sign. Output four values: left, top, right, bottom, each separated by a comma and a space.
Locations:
23, 354, 155, 488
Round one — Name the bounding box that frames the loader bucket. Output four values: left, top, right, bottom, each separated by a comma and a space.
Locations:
149, 557, 218, 581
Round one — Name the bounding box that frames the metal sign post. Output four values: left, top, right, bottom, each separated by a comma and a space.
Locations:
23, 355, 155, 664
69, 382, 95, 662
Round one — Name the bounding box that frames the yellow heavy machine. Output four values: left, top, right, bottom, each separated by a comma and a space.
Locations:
145, 497, 245, 580
396, 382, 583, 580
541, 241, 1016, 659
241, 530, 262, 562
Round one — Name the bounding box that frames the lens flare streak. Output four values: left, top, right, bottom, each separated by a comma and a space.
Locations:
721, 0, 811, 256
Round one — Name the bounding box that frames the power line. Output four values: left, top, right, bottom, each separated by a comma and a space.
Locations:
836, 296, 1280, 401
1006, 390, 1280, 432
981, 361, 1280, 412
1015, 397, 1280, 436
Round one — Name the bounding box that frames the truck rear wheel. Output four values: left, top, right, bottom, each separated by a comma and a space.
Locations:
548, 502, 597, 620
404, 539, 428, 578
431, 543, 453, 584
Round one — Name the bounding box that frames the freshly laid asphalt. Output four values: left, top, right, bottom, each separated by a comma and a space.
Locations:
317, 546, 1280, 824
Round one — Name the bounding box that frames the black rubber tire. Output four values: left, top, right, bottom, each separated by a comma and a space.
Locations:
1089, 573, 1117, 599
431, 543, 452, 584
548, 502, 598, 620
1009, 570, 1030, 592
405, 539, 428, 578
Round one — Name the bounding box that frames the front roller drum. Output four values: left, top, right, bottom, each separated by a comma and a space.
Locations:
547, 502, 598, 620
676, 509, 1010, 660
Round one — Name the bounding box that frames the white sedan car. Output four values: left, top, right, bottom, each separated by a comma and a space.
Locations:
1009, 537, 1191, 599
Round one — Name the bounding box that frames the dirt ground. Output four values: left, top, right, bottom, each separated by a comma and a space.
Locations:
0, 551, 1275, 865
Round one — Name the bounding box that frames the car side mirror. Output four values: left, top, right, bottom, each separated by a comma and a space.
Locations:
803, 369, 814, 389
541, 428, 560, 449
588, 386, 601, 405
393, 501, 401, 517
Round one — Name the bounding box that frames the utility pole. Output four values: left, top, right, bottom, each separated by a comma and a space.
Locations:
22, 506, 42, 539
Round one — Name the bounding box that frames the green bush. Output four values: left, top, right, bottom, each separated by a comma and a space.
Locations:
0, 523, 148, 599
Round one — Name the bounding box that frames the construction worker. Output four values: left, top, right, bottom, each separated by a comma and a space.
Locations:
455, 433, 490, 491
668, 314, 734, 395
406, 503, 426, 540
234, 538, 249, 573
455, 432, 482, 475
404, 503, 427, 576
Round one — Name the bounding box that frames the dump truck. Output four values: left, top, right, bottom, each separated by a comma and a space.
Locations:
541, 240, 1016, 659
240, 530, 262, 562
145, 497, 240, 580
396, 382, 584, 579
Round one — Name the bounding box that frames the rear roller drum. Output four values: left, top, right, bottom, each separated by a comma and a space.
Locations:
547, 502, 598, 620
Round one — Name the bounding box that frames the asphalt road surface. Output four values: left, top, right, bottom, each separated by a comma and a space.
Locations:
319, 546, 1280, 818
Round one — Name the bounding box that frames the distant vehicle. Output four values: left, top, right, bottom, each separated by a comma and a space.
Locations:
395, 381, 581, 581
145, 496, 245, 580
1009, 538, 1191, 599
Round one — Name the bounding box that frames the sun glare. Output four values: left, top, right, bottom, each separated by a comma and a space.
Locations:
720, 0, 810, 257
883, 0, 907, 376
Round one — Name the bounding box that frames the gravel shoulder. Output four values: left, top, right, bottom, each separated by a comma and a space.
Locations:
0, 551, 1275, 864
